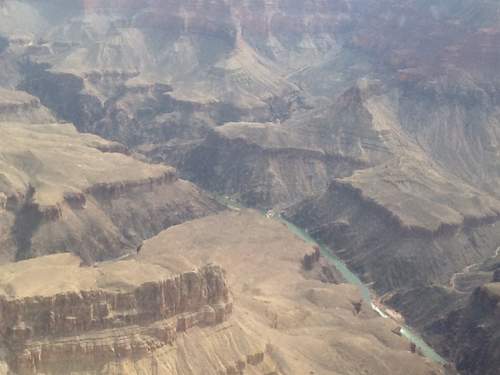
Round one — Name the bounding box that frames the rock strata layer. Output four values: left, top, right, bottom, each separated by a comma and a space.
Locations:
0, 122, 220, 263
0, 255, 231, 375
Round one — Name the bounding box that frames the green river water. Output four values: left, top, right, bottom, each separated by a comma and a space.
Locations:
216, 195, 447, 365
279, 218, 447, 365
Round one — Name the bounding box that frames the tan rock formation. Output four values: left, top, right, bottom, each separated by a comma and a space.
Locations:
0, 122, 220, 263
0, 254, 231, 375
135, 211, 444, 375
0, 211, 445, 375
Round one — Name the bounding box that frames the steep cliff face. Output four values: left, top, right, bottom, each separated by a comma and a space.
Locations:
283, 80, 500, 372
178, 127, 356, 208
440, 283, 500, 375
346, 0, 500, 84
287, 180, 500, 292
0, 254, 232, 375
4, 0, 500, 152
284, 79, 500, 311
18, 64, 258, 147
26, 0, 342, 73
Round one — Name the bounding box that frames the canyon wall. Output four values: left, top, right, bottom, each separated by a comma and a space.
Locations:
451, 283, 500, 375
0, 122, 220, 264
0, 256, 232, 375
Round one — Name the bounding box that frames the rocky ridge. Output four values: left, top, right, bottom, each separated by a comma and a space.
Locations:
0, 122, 220, 264
0, 254, 232, 375
264, 78, 500, 374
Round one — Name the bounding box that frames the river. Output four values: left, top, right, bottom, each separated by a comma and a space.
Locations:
216, 195, 447, 365
279, 217, 447, 365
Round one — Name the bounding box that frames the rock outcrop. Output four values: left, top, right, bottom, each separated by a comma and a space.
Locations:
0, 255, 232, 375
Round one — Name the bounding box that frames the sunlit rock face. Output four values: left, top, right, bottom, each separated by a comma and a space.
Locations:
0, 254, 233, 375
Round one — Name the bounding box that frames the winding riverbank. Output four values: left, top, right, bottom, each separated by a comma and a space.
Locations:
216, 196, 448, 366
280, 217, 447, 365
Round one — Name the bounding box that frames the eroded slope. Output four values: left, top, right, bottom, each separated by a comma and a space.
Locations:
0, 254, 232, 375
0, 122, 219, 263
137, 210, 445, 375
0, 211, 445, 374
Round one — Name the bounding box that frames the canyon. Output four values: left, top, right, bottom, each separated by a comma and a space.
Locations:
0, 0, 499, 374
0, 211, 445, 375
